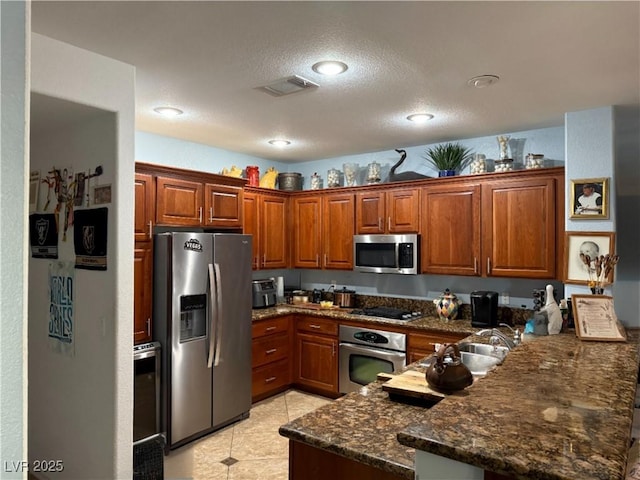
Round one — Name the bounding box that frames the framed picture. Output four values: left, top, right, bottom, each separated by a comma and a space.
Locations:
569, 177, 608, 219
572, 294, 626, 342
564, 231, 615, 285
93, 184, 112, 205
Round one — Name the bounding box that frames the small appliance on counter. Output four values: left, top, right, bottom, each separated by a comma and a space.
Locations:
470, 291, 498, 327
252, 278, 277, 308
333, 287, 356, 308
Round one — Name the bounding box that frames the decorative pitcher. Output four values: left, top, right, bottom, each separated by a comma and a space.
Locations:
433, 289, 460, 321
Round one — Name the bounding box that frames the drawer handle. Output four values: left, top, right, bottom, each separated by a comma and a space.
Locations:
265, 376, 277, 383
266, 348, 277, 355
309, 324, 321, 329
265, 326, 276, 332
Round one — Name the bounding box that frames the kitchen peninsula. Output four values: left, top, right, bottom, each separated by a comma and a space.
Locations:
278, 322, 640, 480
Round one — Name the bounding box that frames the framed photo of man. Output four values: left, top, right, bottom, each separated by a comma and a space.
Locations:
569, 177, 609, 219
564, 231, 615, 284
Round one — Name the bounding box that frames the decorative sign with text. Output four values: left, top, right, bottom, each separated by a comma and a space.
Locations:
48, 261, 74, 349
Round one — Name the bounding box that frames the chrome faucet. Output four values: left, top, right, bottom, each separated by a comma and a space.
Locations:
499, 323, 522, 346
475, 328, 516, 350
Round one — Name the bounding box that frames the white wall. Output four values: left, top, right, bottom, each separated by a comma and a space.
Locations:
29, 34, 135, 479
0, 2, 29, 478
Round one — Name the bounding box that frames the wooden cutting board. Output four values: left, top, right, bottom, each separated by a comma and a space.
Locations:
379, 370, 447, 403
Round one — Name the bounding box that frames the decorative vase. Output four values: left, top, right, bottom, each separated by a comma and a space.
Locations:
246, 165, 259, 187
343, 163, 358, 187
327, 168, 340, 187
310, 172, 321, 190
433, 289, 460, 321
366, 161, 381, 184
438, 170, 456, 177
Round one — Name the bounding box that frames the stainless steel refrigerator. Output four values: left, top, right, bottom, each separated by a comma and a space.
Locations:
153, 232, 252, 450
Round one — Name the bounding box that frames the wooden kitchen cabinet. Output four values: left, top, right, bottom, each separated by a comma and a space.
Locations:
356, 186, 420, 234
291, 192, 354, 270
134, 172, 155, 243
243, 188, 289, 270
481, 176, 557, 278
149, 164, 245, 228
252, 315, 293, 402
421, 169, 563, 279
407, 330, 468, 364
133, 244, 153, 344
421, 182, 481, 276
294, 316, 339, 397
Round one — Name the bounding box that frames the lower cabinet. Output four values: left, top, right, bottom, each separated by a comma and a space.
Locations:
407, 331, 469, 364
251, 315, 292, 402
294, 316, 340, 397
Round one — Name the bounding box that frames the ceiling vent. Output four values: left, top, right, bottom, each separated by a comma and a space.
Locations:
259, 75, 319, 97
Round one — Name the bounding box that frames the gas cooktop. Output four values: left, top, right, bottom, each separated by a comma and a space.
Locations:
350, 306, 421, 321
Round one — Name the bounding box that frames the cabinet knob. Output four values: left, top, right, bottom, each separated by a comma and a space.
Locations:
148, 221, 153, 239
265, 376, 277, 383
265, 348, 277, 355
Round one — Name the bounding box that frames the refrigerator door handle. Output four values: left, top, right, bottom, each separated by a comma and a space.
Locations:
207, 264, 216, 368
212, 262, 223, 367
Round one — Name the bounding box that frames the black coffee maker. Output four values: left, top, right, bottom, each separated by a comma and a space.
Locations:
470, 291, 499, 327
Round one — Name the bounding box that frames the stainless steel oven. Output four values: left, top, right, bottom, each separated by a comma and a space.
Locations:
339, 325, 406, 394
134, 341, 161, 442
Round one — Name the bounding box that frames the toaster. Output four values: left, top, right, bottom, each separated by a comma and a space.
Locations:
252, 278, 277, 309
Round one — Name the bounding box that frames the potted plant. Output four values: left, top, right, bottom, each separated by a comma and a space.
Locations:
423, 142, 473, 177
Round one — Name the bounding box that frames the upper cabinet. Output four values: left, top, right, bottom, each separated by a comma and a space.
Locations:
420, 169, 564, 279
243, 188, 289, 270
356, 187, 420, 234
292, 192, 355, 270
134, 172, 155, 242
145, 163, 245, 228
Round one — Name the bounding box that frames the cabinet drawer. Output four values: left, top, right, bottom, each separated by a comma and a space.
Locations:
408, 331, 468, 352
252, 358, 290, 398
252, 333, 289, 368
296, 316, 338, 336
252, 316, 290, 338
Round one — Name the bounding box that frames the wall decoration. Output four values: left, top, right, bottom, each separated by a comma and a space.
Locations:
387, 149, 429, 182
73, 207, 108, 270
48, 261, 75, 354
29, 213, 59, 259
564, 231, 615, 285
30, 170, 40, 212
93, 184, 112, 205
572, 295, 626, 342
569, 177, 609, 219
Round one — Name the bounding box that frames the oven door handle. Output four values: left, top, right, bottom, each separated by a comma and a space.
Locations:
339, 342, 406, 360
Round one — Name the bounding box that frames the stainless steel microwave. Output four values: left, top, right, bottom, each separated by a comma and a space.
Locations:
353, 234, 419, 274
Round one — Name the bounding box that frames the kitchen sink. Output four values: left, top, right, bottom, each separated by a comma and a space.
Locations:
459, 351, 502, 376
457, 342, 509, 362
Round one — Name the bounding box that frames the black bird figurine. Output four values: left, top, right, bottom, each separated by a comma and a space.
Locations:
386, 149, 430, 182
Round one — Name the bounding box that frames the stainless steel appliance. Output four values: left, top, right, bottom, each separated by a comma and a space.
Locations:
252, 278, 277, 308
134, 341, 161, 442
154, 232, 252, 450
350, 306, 421, 321
353, 234, 419, 274
470, 291, 499, 327
332, 287, 356, 308
339, 325, 406, 394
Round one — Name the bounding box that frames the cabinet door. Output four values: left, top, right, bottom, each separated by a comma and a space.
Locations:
292, 196, 322, 268
155, 176, 203, 226
204, 183, 243, 228
134, 173, 154, 242
387, 188, 420, 233
133, 244, 153, 344
422, 184, 481, 276
295, 332, 338, 394
323, 193, 354, 269
260, 193, 289, 269
482, 177, 556, 278
355, 191, 385, 234
243, 192, 260, 270
407, 331, 468, 364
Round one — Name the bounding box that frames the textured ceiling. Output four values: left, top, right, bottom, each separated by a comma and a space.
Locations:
31, 1, 640, 162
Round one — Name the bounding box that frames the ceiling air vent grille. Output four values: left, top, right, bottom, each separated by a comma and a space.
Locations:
259, 75, 319, 97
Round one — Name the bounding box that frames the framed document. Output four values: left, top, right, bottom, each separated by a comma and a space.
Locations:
572, 295, 626, 342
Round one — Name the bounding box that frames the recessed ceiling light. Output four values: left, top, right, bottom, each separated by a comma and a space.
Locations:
153, 106, 184, 117
407, 113, 434, 123
467, 75, 500, 88
268, 139, 291, 147
312, 61, 348, 76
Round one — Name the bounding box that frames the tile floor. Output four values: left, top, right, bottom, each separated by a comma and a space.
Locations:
164, 389, 332, 480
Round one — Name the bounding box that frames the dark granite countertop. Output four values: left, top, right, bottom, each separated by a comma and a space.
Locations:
276, 301, 640, 480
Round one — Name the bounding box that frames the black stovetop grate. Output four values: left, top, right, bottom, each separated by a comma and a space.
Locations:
360, 306, 412, 319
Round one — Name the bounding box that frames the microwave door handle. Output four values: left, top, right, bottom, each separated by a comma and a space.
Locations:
207, 264, 216, 368
212, 262, 223, 367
